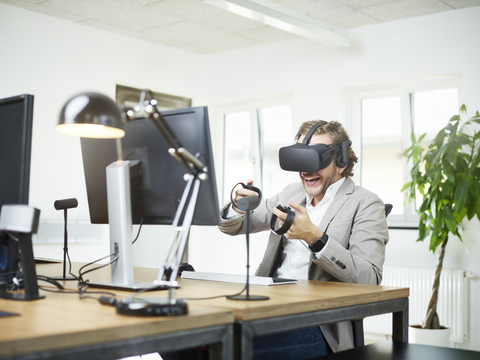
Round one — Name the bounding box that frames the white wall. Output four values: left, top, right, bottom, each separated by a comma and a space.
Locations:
1, 2, 480, 351
0, 3, 204, 266
189, 8, 480, 351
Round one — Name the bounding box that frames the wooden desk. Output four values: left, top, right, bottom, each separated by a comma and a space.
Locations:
133, 266, 410, 360
174, 278, 409, 360
13, 263, 408, 360
0, 264, 235, 360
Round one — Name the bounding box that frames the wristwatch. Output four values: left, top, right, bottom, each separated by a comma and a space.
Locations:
309, 233, 329, 252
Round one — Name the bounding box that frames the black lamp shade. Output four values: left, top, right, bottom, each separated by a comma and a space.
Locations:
57, 92, 125, 138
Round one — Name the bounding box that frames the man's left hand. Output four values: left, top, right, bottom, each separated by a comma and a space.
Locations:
284, 201, 323, 246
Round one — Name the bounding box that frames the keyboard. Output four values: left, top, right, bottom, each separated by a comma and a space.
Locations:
181, 271, 297, 286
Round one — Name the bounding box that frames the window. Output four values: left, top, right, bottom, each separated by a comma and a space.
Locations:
218, 99, 296, 204
361, 96, 404, 220
351, 79, 460, 227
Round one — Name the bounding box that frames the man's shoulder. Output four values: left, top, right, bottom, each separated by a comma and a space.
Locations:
341, 178, 383, 202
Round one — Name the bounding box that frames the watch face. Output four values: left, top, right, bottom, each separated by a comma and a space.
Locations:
310, 234, 328, 252
309, 239, 322, 252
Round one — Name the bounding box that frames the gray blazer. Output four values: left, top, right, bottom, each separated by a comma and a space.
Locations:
219, 177, 389, 352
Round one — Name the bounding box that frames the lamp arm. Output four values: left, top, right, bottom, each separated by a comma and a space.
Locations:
155, 175, 202, 286
128, 89, 207, 177
148, 110, 204, 177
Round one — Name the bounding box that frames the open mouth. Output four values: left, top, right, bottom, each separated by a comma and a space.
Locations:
302, 174, 321, 186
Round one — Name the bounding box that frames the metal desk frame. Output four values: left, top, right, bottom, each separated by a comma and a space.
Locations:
235, 297, 409, 360
0, 323, 234, 360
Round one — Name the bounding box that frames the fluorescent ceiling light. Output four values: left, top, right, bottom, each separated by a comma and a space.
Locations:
201, 0, 351, 47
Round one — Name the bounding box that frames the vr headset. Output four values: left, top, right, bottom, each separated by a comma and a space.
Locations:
279, 121, 351, 173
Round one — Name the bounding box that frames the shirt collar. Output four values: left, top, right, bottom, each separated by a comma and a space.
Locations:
306, 177, 346, 209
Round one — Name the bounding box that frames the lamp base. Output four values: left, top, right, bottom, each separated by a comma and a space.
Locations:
116, 297, 188, 316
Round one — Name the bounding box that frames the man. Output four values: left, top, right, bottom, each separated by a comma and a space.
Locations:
219, 120, 389, 359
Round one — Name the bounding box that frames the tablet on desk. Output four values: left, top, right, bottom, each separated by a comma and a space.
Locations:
181, 271, 297, 286
34, 257, 62, 264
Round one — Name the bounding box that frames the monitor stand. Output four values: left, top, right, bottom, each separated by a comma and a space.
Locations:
0, 233, 45, 301
87, 161, 155, 292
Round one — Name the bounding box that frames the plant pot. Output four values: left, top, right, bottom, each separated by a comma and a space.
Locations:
409, 325, 451, 347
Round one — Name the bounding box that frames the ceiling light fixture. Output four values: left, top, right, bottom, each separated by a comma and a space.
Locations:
201, 0, 351, 47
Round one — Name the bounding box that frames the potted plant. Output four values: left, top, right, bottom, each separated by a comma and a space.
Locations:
401, 105, 480, 345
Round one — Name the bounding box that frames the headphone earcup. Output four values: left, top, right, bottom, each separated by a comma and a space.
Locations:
335, 141, 349, 168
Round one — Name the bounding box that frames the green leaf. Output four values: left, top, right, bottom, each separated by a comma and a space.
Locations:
454, 180, 468, 212
467, 199, 480, 220
454, 207, 467, 223
400, 182, 412, 193
418, 133, 427, 143
401, 105, 480, 251
443, 207, 457, 235
471, 149, 480, 169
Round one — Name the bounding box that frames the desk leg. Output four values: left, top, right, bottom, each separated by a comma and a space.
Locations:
234, 321, 254, 360
352, 319, 365, 347
392, 298, 409, 342
209, 323, 234, 360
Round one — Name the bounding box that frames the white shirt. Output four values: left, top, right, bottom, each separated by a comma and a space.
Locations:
275, 177, 345, 280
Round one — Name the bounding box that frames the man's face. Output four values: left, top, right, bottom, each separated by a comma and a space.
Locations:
297, 133, 344, 205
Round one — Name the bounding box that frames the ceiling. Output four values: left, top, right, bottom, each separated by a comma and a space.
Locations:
2, 0, 480, 53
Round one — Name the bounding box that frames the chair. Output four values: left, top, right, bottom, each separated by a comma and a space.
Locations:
352, 203, 393, 347
385, 203, 393, 217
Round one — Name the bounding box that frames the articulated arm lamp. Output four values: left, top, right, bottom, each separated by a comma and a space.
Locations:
129, 90, 208, 287
58, 90, 209, 310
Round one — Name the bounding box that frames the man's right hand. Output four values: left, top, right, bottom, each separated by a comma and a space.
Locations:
233, 180, 259, 211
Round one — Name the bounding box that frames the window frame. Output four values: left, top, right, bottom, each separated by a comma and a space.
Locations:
212, 96, 294, 205
348, 76, 462, 228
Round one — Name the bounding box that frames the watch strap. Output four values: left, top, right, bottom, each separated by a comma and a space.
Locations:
309, 233, 329, 252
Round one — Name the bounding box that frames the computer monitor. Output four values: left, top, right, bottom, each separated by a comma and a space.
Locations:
0, 94, 34, 285
80, 105, 220, 290
81, 105, 220, 226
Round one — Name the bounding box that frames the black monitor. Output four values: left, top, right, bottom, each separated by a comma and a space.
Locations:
0, 94, 34, 285
81, 105, 220, 226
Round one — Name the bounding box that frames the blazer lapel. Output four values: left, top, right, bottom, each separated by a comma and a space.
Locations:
319, 177, 354, 231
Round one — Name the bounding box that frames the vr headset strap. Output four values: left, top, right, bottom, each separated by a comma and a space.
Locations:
301, 121, 327, 145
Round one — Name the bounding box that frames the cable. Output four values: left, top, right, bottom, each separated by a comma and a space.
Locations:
183, 282, 248, 301
184, 289, 246, 301
64, 247, 78, 280
4, 232, 20, 242
37, 282, 118, 303
39, 286, 77, 294
131, 217, 144, 244
77, 251, 119, 291
37, 275, 65, 290
4, 273, 66, 291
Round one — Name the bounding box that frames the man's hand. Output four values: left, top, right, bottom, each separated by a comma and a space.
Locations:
233, 180, 259, 214
276, 201, 323, 245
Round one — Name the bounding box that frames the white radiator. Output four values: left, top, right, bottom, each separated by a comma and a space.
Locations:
364, 266, 470, 344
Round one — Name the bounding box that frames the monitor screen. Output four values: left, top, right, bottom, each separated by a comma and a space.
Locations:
0, 94, 34, 283
80, 106, 220, 226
